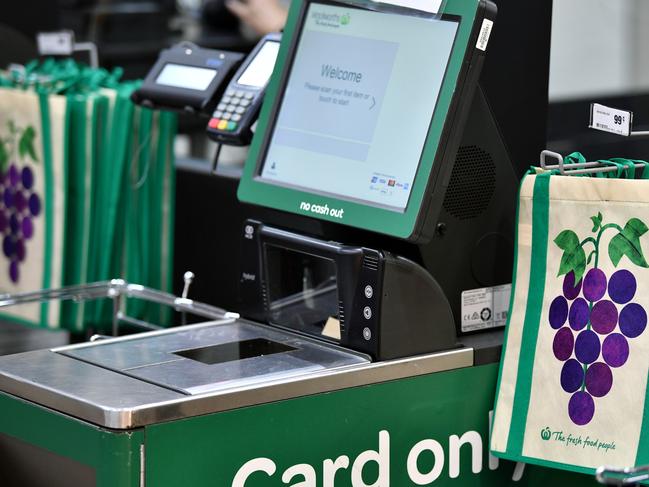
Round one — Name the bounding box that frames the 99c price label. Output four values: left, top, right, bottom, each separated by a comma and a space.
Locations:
590, 103, 633, 136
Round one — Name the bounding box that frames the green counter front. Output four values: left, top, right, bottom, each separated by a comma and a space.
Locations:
0, 359, 597, 486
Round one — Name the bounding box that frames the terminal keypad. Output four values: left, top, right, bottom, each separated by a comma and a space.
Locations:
208, 89, 256, 133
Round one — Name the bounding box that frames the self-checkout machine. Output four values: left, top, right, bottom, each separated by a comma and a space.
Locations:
0, 0, 598, 486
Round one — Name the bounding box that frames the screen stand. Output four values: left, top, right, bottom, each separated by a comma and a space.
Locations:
418, 86, 519, 336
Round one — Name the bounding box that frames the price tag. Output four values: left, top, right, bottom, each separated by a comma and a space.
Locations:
37, 31, 75, 56
589, 103, 633, 136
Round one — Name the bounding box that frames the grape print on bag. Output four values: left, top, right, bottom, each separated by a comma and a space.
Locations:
551, 212, 648, 426
0, 122, 40, 284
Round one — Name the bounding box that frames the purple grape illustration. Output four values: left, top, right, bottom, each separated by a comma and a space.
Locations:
0, 121, 40, 284
560, 359, 584, 393
550, 212, 649, 425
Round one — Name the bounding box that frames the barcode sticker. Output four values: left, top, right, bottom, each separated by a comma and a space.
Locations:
476, 19, 494, 51
589, 103, 633, 136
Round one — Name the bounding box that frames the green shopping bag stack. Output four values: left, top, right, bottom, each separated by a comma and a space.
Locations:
0, 59, 176, 332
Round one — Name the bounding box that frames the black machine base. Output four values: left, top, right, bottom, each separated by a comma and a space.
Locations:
239, 220, 457, 361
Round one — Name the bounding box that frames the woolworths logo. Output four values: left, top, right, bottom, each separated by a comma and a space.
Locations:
312, 11, 351, 28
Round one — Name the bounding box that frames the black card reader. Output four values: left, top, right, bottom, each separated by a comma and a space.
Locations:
206, 33, 281, 145
131, 41, 244, 115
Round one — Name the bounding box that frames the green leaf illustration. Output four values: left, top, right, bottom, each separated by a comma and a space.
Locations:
18, 126, 38, 163
555, 229, 587, 281
591, 212, 602, 232
0, 141, 7, 174
608, 218, 649, 268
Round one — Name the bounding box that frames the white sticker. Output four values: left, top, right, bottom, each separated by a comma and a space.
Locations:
37, 31, 75, 56
589, 103, 633, 136
369, 0, 443, 14
461, 284, 511, 333
476, 19, 493, 52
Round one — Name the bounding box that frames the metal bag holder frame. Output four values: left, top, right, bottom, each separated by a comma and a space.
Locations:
0, 278, 239, 337
597, 465, 649, 486
539, 149, 649, 176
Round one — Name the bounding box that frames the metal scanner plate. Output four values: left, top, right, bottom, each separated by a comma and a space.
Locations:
57, 321, 368, 395
0, 320, 473, 428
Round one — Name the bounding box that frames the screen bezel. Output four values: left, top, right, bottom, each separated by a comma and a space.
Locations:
238, 0, 484, 240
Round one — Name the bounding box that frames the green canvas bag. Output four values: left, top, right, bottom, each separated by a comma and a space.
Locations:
491, 159, 649, 475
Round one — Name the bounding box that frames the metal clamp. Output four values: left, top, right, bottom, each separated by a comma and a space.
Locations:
597, 465, 649, 486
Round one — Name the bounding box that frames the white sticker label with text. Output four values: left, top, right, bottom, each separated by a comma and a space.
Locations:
476, 19, 493, 52
461, 284, 511, 333
590, 103, 633, 136
37, 31, 75, 56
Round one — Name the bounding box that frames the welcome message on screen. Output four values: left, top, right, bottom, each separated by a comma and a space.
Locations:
273, 30, 398, 162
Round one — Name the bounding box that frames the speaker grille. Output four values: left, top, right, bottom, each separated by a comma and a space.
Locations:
362, 255, 379, 271
442, 145, 496, 220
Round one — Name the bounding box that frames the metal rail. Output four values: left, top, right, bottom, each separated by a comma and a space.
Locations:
0, 279, 239, 335
597, 465, 649, 486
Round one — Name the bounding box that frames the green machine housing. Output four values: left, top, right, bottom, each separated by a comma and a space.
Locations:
238, 0, 500, 243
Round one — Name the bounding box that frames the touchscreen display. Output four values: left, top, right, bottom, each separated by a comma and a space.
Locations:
259, 3, 459, 211
237, 41, 281, 88
155, 63, 218, 91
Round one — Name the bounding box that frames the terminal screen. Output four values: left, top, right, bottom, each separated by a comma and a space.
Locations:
237, 41, 281, 88
155, 64, 217, 91
259, 3, 459, 211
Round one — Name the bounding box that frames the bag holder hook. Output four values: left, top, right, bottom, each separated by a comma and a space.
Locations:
596, 464, 649, 486
539, 149, 648, 176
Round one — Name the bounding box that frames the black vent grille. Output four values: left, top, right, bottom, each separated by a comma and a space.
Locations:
261, 284, 269, 309
362, 255, 379, 271
338, 301, 345, 326
442, 145, 496, 220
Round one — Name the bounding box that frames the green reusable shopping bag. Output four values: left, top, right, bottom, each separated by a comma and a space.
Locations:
0, 87, 67, 328
59, 92, 108, 331
122, 107, 176, 326
87, 85, 176, 330
491, 160, 649, 475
